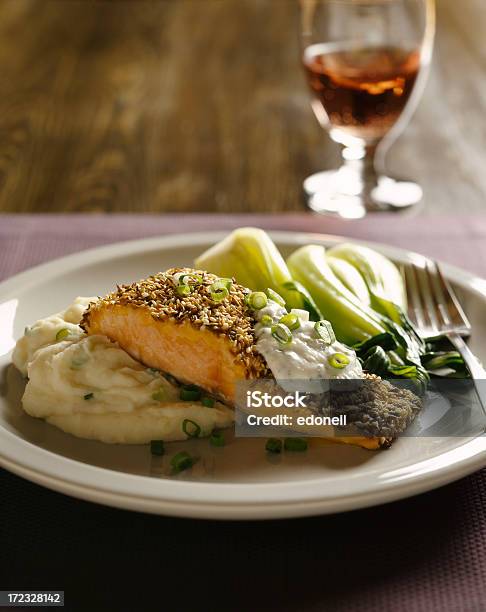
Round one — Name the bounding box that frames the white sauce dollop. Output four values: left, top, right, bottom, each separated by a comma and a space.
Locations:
253, 300, 362, 392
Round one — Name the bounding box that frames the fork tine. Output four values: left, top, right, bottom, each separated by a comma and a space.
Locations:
413, 261, 440, 335
433, 261, 471, 333
402, 264, 423, 329
425, 260, 451, 327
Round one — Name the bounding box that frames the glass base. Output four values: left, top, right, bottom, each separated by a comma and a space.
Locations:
304, 169, 423, 219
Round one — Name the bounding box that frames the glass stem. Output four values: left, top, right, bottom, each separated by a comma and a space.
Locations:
340, 141, 388, 211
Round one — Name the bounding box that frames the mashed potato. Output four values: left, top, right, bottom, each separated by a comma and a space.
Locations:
13, 298, 233, 444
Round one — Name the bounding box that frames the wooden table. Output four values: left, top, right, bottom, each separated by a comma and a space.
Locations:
0, 0, 483, 214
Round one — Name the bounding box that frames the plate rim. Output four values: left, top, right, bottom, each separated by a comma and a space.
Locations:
1, 230, 486, 519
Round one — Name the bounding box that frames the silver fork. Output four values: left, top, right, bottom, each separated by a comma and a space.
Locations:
403, 259, 486, 386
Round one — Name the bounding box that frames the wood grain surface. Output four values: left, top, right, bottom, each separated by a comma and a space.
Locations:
0, 0, 483, 214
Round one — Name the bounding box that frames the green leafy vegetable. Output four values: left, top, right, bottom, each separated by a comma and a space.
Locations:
326, 243, 407, 324
327, 255, 371, 305
361, 346, 390, 377
287, 245, 385, 345
194, 227, 322, 317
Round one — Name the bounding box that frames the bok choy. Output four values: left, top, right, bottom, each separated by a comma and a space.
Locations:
287, 245, 385, 345
195, 227, 322, 319
326, 243, 406, 324
194, 228, 467, 383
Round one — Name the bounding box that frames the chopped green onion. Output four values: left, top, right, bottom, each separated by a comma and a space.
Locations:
271, 323, 292, 346
327, 352, 350, 369
284, 438, 308, 452
209, 280, 230, 302
265, 438, 282, 454
218, 277, 233, 290
176, 283, 192, 297
173, 272, 202, 286
151, 390, 167, 402
314, 320, 336, 345
290, 308, 309, 322
56, 328, 70, 342
182, 419, 201, 438
170, 451, 197, 474
210, 430, 225, 447
180, 385, 201, 401
179, 273, 202, 285
147, 367, 160, 375
279, 313, 300, 331
201, 397, 215, 408
150, 440, 165, 456
247, 291, 268, 310
83, 393, 94, 400
260, 314, 273, 327
266, 288, 286, 307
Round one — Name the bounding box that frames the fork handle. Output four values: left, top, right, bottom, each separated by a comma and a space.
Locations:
448, 333, 486, 380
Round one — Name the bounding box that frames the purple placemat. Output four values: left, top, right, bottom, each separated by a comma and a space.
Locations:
2, 213, 486, 281
1, 213, 486, 612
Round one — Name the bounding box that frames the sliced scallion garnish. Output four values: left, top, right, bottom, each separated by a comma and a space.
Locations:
182, 419, 201, 438
284, 438, 308, 452
180, 385, 201, 401
209, 279, 231, 302
265, 438, 282, 454
83, 393, 94, 400
150, 440, 165, 456
279, 313, 300, 331
56, 328, 70, 342
170, 451, 197, 474
179, 273, 202, 285
176, 284, 191, 297
173, 272, 202, 286
201, 397, 215, 408
327, 352, 350, 369
266, 288, 286, 307
260, 314, 273, 327
290, 308, 309, 322
247, 291, 268, 310
271, 323, 292, 346
314, 320, 336, 345
210, 430, 225, 447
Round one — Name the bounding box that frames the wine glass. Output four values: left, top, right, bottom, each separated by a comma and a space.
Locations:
300, 0, 435, 218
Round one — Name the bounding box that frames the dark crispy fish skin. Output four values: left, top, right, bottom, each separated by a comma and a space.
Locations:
331, 375, 423, 440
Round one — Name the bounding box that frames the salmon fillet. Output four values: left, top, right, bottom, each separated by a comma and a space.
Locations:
81, 268, 397, 450
81, 268, 269, 402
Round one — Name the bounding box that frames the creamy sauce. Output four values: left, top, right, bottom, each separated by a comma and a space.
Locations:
13, 298, 233, 444
253, 300, 362, 391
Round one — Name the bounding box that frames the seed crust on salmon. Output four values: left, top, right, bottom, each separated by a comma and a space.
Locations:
80, 268, 270, 400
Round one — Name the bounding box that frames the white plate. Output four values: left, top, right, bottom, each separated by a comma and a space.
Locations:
1, 231, 486, 520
